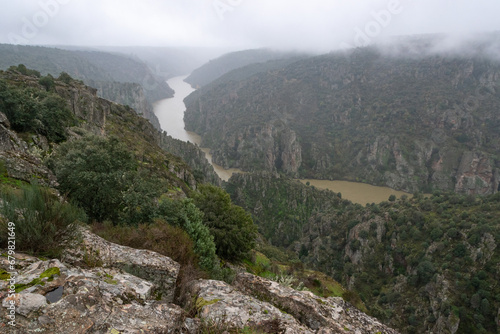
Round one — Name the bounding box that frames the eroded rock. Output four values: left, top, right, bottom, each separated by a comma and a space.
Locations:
185, 279, 314, 334
62, 226, 180, 302
234, 272, 399, 334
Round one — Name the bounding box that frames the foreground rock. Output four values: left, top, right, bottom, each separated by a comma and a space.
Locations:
1, 229, 399, 333
0, 256, 185, 333
62, 226, 180, 302
234, 272, 399, 334
184, 279, 314, 334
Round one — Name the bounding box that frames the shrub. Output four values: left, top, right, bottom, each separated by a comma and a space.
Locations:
38, 75, 55, 91
92, 219, 198, 268
157, 198, 217, 271
0, 184, 86, 257
50, 135, 151, 222
191, 184, 257, 262
0, 79, 74, 142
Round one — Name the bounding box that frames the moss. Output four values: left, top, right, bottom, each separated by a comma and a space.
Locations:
14, 267, 60, 292
104, 278, 118, 285
0, 270, 11, 280
195, 297, 221, 311
15, 278, 45, 293
40, 267, 60, 280
315, 298, 326, 305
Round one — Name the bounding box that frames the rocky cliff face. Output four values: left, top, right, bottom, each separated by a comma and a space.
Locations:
0, 71, 198, 192
87, 80, 161, 130
0, 227, 399, 333
159, 133, 222, 186
185, 43, 500, 194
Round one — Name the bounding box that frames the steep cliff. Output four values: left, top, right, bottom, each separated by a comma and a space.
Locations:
185, 39, 500, 194
87, 80, 161, 130
159, 133, 222, 186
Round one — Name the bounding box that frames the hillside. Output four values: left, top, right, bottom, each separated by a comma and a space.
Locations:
0, 68, 397, 333
184, 48, 308, 87
227, 172, 500, 333
0, 44, 173, 129
184, 41, 500, 195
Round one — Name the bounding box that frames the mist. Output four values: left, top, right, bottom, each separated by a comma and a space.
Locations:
1, 0, 500, 54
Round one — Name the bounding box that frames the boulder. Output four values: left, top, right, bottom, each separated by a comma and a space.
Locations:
0, 254, 185, 333
2, 293, 47, 317
62, 226, 180, 302
185, 279, 314, 334
234, 272, 399, 334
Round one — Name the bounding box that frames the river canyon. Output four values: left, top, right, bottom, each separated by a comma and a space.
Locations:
154, 76, 411, 204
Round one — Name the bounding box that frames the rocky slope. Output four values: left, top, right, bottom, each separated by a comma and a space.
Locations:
185, 38, 500, 194
0, 69, 196, 192
87, 80, 161, 130
0, 227, 399, 333
227, 172, 500, 333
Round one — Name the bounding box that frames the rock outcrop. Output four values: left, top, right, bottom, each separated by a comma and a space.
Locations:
0, 229, 399, 333
234, 272, 398, 334
88, 80, 161, 130
62, 226, 180, 303
0, 111, 57, 187
184, 279, 314, 334
0, 254, 186, 333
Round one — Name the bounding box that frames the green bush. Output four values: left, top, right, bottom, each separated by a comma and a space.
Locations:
191, 184, 257, 262
157, 198, 217, 271
0, 79, 75, 142
50, 135, 161, 223
0, 184, 86, 257
38, 75, 55, 91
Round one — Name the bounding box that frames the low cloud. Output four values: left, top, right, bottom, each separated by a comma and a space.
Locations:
0, 0, 499, 52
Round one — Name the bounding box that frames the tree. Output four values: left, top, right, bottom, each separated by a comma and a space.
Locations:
157, 198, 217, 271
191, 184, 257, 261
50, 135, 138, 222
58, 71, 73, 84
38, 75, 55, 91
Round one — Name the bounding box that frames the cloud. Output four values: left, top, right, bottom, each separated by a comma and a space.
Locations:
0, 0, 499, 52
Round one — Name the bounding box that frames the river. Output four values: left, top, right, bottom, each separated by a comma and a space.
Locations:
153, 75, 244, 182
154, 75, 411, 204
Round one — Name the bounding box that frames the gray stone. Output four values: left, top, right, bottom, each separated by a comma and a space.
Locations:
234, 272, 399, 334
62, 226, 180, 302
2, 293, 47, 317
185, 279, 314, 334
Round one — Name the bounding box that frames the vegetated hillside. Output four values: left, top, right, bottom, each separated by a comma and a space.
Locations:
227, 172, 500, 334
71, 49, 174, 102
0, 44, 173, 129
184, 48, 309, 87
185, 40, 500, 195
0, 67, 193, 193
0, 67, 400, 334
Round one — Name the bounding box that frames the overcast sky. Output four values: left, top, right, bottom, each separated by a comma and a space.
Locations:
1, 0, 499, 52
